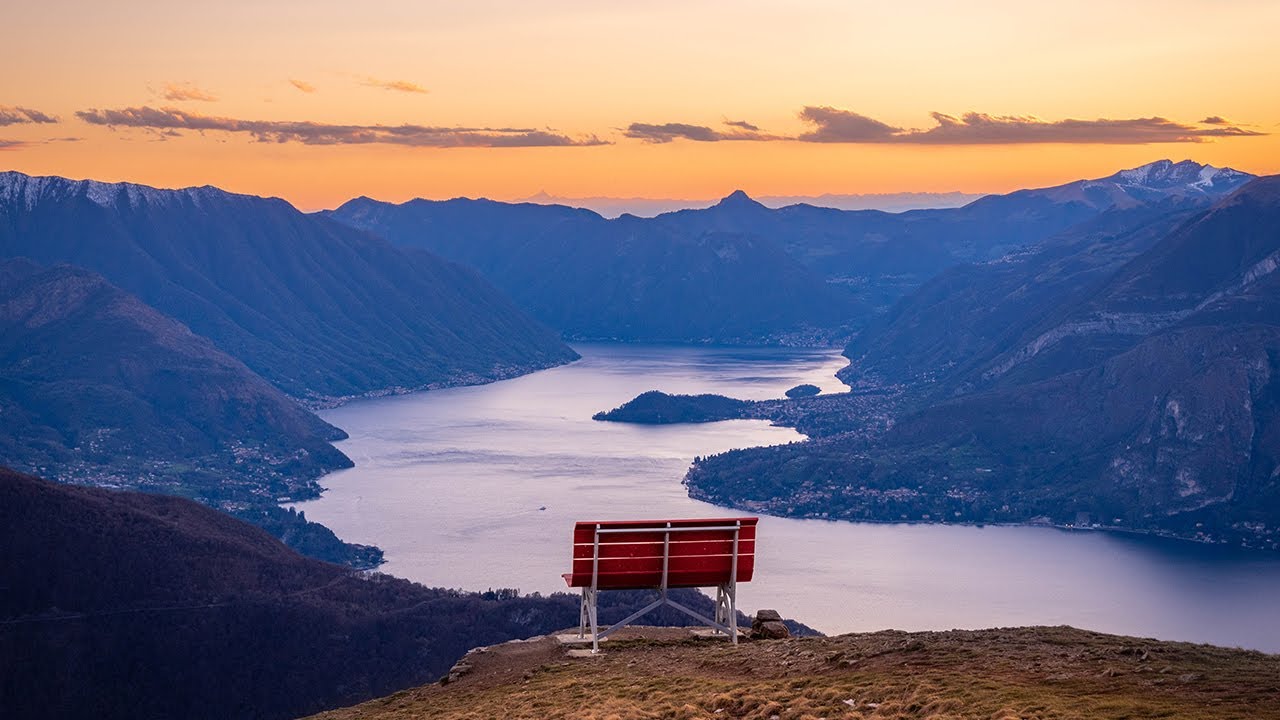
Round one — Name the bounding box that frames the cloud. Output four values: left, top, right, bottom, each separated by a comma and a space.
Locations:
0, 139, 29, 150
1200, 116, 1231, 125
624, 120, 775, 143
796, 108, 1264, 144
0, 106, 59, 126
160, 82, 218, 102
74, 105, 608, 148
362, 77, 428, 94
289, 79, 318, 94
796, 107, 900, 142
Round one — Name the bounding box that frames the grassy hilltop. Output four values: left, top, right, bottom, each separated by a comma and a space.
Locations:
310, 626, 1280, 720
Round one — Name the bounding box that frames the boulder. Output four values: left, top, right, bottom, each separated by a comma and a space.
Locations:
751, 609, 791, 640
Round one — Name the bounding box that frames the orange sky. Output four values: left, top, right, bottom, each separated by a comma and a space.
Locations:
2, 0, 1277, 209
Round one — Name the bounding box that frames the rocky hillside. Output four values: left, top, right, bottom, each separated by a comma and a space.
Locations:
308, 625, 1280, 720
0, 171, 577, 404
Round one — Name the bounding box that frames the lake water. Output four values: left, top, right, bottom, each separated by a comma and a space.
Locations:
295, 344, 1280, 652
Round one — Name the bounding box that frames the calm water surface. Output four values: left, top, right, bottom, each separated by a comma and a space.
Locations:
296, 344, 1280, 652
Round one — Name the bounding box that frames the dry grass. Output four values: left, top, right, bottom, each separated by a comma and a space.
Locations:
309, 626, 1280, 720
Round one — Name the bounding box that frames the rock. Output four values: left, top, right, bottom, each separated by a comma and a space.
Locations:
753, 621, 791, 640
750, 609, 791, 640
442, 660, 473, 684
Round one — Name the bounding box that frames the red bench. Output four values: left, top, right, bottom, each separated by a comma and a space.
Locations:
563, 517, 758, 652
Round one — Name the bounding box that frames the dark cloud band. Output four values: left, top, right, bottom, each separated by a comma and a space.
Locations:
623, 108, 1262, 145
75, 106, 607, 148
624, 120, 774, 143
796, 108, 1263, 144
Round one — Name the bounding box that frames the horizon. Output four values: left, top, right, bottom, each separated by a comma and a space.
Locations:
0, 156, 1254, 215
3, 1, 1277, 210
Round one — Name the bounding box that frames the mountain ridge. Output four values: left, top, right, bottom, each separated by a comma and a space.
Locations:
327, 160, 1254, 345
327, 195, 853, 344
0, 170, 579, 404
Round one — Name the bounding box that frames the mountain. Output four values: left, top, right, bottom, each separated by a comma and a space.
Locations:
666, 177, 1280, 550
1099, 159, 1254, 202
0, 172, 577, 404
842, 162, 1264, 395
0, 259, 348, 489
841, 203, 1204, 391
330, 161, 1253, 343
0, 258, 385, 565
652, 161, 1255, 302
978, 173, 1280, 387
0, 467, 774, 720
327, 195, 852, 343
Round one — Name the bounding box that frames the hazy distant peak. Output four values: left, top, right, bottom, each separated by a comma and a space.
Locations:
516, 190, 984, 217
713, 189, 766, 210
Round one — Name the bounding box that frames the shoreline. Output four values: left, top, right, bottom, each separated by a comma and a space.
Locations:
702, 498, 1280, 555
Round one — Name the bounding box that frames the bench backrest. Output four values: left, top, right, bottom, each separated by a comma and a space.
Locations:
565, 517, 757, 590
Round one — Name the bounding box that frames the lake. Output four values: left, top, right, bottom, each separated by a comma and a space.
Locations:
295, 343, 1280, 652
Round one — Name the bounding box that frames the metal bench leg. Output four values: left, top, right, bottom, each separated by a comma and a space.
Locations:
586, 587, 599, 653
715, 583, 738, 644
579, 587, 589, 638
728, 581, 738, 645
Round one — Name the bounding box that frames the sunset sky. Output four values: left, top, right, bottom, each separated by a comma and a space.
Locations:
3, 0, 1277, 209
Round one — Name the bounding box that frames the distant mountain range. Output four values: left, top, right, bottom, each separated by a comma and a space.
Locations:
681, 173, 1280, 551
517, 190, 986, 217
329, 160, 1254, 344
327, 194, 855, 343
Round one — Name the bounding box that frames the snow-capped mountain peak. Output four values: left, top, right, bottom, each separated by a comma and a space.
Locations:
0, 171, 273, 213
1107, 160, 1252, 194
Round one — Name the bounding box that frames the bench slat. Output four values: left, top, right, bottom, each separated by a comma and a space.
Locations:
571, 517, 757, 545
571, 538, 755, 559
572, 526, 757, 545
570, 554, 753, 579
562, 569, 751, 590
